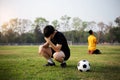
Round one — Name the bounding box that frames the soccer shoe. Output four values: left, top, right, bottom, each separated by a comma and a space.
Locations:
44, 62, 55, 66
60, 63, 67, 68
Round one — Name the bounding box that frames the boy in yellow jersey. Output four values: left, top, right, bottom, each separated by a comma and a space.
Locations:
88, 30, 97, 54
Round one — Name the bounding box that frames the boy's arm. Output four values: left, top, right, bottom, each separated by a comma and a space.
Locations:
44, 37, 62, 52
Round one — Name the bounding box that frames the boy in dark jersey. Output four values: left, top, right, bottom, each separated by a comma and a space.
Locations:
38, 25, 70, 68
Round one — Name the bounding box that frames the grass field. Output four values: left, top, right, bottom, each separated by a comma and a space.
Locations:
0, 45, 120, 80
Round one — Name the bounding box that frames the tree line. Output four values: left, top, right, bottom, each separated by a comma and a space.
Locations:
0, 15, 120, 44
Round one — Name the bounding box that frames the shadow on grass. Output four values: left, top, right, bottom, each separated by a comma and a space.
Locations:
91, 65, 120, 80
63, 63, 120, 80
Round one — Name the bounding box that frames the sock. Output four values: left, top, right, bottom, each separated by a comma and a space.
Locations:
48, 58, 54, 63
62, 61, 66, 63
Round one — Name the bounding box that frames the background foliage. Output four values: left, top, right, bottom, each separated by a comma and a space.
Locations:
0, 15, 120, 44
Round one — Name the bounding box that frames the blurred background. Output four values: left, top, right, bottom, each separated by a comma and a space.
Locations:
0, 0, 120, 45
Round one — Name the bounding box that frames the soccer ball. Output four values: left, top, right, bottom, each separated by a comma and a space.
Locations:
77, 60, 90, 72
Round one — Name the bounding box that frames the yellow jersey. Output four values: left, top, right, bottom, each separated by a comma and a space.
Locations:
88, 35, 97, 51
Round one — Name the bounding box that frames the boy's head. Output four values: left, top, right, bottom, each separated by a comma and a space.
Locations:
43, 25, 55, 38
89, 30, 93, 35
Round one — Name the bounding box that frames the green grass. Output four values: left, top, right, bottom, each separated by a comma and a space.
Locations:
0, 45, 120, 80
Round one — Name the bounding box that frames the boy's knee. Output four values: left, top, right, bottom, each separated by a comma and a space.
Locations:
53, 52, 58, 59
38, 45, 44, 54
53, 51, 65, 62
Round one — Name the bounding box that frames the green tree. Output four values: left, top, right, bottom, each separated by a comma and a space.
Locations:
1, 18, 32, 43
105, 22, 113, 33
60, 15, 71, 31
34, 25, 44, 43
72, 17, 82, 31
0, 32, 3, 43
97, 22, 106, 43
1, 22, 9, 36
20, 33, 35, 43
51, 20, 60, 30
11, 18, 32, 43
33, 17, 49, 43
109, 27, 120, 43
87, 21, 96, 30
17, 19, 32, 35
115, 16, 120, 27
34, 17, 49, 33
82, 21, 88, 31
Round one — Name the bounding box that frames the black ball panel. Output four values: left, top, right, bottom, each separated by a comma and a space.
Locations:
83, 64, 87, 68
79, 69, 83, 72
83, 60, 86, 62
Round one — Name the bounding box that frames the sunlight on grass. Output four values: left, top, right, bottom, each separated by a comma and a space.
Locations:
0, 45, 120, 80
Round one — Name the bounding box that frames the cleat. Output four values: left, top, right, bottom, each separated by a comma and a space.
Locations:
60, 63, 67, 68
44, 62, 55, 66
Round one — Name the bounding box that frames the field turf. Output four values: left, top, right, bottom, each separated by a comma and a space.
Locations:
0, 45, 120, 80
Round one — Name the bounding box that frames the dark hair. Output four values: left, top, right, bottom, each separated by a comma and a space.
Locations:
43, 25, 55, 37
89, 30, 93, 34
